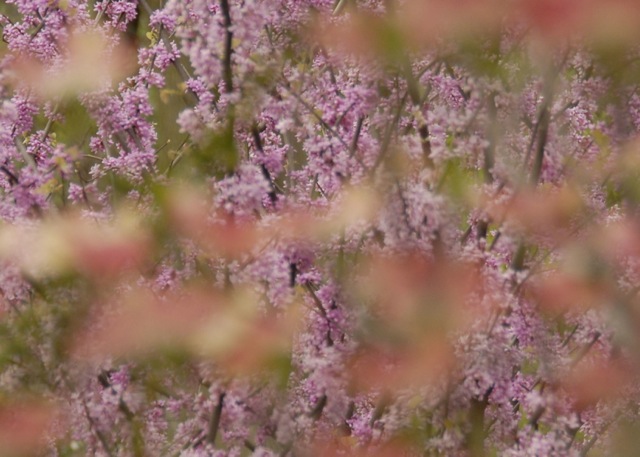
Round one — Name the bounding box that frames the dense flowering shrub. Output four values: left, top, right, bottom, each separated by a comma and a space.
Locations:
3, 0, 640, 456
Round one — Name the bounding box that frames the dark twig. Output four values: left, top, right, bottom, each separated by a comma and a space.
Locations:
252, 124, 279, 203
207, 392, 226, 445
220, 0, 233, 92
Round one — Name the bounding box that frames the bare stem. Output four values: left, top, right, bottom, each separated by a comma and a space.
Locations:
207, 391, 226, 445
220, 0, 233, 92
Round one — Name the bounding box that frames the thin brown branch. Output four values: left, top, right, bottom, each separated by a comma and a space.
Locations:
207, 391, 226, 445
252, 124, 278, 203
220, 0, 233, 92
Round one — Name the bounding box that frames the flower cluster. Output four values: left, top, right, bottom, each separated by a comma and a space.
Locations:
1, 1, 640, 456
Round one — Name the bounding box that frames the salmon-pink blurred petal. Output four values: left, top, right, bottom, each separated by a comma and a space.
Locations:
0, 400, 59, 455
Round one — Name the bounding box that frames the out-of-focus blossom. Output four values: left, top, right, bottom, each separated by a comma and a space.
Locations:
9, 28, 136, 99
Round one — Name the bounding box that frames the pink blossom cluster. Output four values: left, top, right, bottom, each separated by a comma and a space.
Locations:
1, 1, 640, 456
